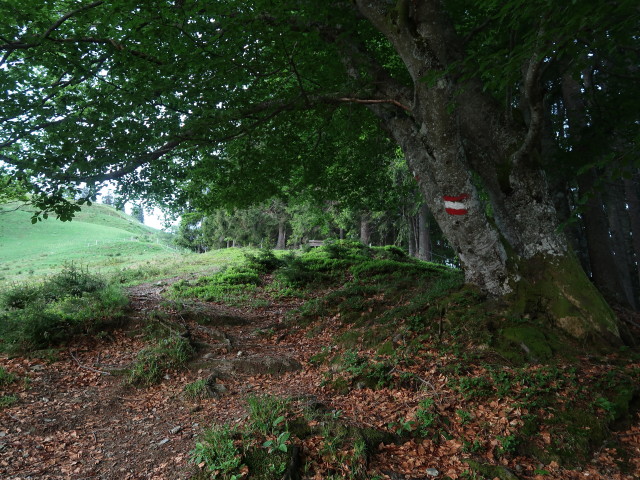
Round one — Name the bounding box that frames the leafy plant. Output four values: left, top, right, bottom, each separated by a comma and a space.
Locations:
462, 439, 484, 453
0, 395, 18, 408
190, 424, 244, 479
340, 350, 394, 389
263, 430, 290, 453
246, 395, 289, 435
415, 398, 438, 436
184, 379, 208, 400
127, 335, 193, 386
0, 366, 16, 386
0, 274, 128, 353
496, 434, 519, 456
456, 409, 473, 425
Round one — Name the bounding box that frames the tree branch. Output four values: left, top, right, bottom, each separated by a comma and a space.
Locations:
336, 97, 411, 112
513, 43, 547, 165
41, 1, 105, 41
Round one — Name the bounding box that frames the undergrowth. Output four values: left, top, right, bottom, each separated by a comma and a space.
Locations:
127, 334, 194, 386
0, 264, 128, 353
176, 242, 639, 473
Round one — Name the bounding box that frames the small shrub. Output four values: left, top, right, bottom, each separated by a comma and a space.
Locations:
322, 240, 369, 260
1, 283, 42, 309
0, 266, 127, 353
496, 434, 519, 456
0, 367, 16, 386
0, 283, 128, 353
246, 395, 289, 435
339, 350, 394, 389
190, 424, 244, 478
415, 398, 438, 436
184, 379, 208, 400
373, 245, 408, 260
48, 263, 106, 298
244, 248, 284, 273
127, 335, 193, 386
274, 257, 329, 287
0, 395, 18, 408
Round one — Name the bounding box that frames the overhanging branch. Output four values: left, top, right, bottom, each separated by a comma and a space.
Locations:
336, 97, 411, 112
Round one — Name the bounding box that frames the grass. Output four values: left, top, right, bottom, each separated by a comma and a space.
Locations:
127, 334, 194, 386
0, 201, 256, 287
0, 264, 129, 353
0, 202, 177, 285
0, 366, 16, 386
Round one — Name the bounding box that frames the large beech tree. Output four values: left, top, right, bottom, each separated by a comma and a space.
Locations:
1, 0, 637, 343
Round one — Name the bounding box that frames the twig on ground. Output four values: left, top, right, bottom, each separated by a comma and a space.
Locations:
69, 349, 111, 375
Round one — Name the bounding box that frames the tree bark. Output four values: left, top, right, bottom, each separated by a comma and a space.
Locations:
276, 221, 287, 250
407, 213, 416, 257
353, 0, 620, 343
603, 183, 638, 310
624, 174, 640, 301
360, 212, 371, 246
417, 203, 431, 261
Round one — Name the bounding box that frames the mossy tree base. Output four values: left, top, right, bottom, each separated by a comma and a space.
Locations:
506, 253, 621, 347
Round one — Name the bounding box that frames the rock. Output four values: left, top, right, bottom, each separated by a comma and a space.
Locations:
211, 355, 302, 376
170, 426, 182, 434
426, 468, 439, 477
157, 438, 169, 446
204, 372, 228, 398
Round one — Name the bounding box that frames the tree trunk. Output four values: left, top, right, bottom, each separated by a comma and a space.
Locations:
624, 174, 640, 302
407, 213, 416, 257
276, 221, 287, 250
354, 0, 620, 343
579, 171, 629, 306
604, 183, 638, 310
417, 203, 431, 261
360, 212, 371, 246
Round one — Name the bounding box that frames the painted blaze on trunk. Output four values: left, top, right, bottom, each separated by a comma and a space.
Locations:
353, 0, 621, 344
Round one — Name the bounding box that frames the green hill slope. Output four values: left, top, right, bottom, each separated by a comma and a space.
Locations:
0, 203, 178, 285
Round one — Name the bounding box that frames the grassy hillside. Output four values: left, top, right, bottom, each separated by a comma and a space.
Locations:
0, 202, 181, 285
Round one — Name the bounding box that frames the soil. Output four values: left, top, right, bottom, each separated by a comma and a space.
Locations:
1, 280, 639, 480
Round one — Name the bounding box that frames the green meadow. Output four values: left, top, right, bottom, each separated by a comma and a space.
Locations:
0, 203, 243, 286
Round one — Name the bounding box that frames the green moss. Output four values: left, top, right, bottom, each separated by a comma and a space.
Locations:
463, 459, 519, 480
376, 341, 395, 356
337, 330, 360, 347
328, 376, 351, 394
497, 325, 553, 363
243, 447, 290, 479
507, 253, 619, 346
545, 408, 609, 465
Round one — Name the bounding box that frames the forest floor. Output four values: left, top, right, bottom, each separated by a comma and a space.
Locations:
1, 274, 640, 480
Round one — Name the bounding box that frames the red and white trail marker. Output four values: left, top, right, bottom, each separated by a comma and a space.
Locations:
443, 194, 470, 215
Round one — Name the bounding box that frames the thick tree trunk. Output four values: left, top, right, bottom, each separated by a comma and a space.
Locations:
354, 0, 620, 343
579, 171, 629, 306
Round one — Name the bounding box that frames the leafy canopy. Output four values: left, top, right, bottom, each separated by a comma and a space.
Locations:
1, 0, 638, 219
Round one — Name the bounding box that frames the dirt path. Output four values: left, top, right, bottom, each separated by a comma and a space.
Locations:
2, 281, 639, 480
0, 281, 318, 479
